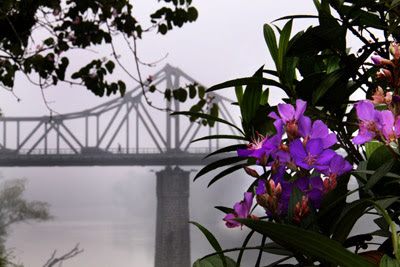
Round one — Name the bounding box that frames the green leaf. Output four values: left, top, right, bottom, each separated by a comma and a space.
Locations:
352, 170, 400, 179
367, 145, 396, 171
194, 157, 246, 181
190, 222, 228, 267
198, 86, 206, 99
364, 159, 396, 192
375, 197, 399, 210
209, 103, 219, 127
312, 69, 344, 105
235, 85, 243, 107
189, 84, 197, 98
263, 23, 279, 65
236, 219, 374, 267
379, 254, 399, 267
260, 88, 269, 105
241, 66, 263, 124
277, 19, 293, 75
193, 255, 237, 267
365, 141, 384, 159
332, 199, 372, 244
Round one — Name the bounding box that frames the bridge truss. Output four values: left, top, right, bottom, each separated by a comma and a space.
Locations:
0, 64, 239, 166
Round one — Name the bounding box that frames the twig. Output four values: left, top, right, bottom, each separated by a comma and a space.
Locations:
43, 243, 83, 267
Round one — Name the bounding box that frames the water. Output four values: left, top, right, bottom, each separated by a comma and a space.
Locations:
3, 166, 260, 266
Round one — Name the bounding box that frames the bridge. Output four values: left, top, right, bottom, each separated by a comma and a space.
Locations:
0, 64, 238, 167
0, 64, 241, 267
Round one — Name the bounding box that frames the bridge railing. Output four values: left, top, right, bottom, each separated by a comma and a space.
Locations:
0, 147, 218, 155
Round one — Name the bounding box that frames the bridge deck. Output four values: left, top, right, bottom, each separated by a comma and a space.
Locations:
0, 151, 228, 166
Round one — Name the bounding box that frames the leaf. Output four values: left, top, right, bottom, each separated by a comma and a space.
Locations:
192, 135, 247, 143
260, 88, 269, 105
352, 170, 400, 179
105, 60, 115, 73
374, 197, 399, 210
236, 219, 374, 267
203, 144, 247, 159
367, 145, 397, 173
235, 85, 243, 107
194, 157, 247, 181
208, 164, 248, 187
288, 185, 304, 223
312, 69, 345, 105
189, 84, 197, 99
263, 23, 279, 65
237, 230, 256, 265
214, 206, 234, 214
190, 222, 228, 267
332, 199, 372, 244
277, 19, 293, 75
365, 141, 384, 159
364, 159, 396, 192
193, 255, 237, 267
379, 254, 399, 267
206, 77, 285, 93
241, 66, 263, 124
198, 86, 206, 99
172, 111, 244, 135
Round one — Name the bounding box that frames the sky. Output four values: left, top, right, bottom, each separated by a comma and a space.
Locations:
0, 1, 339, 266
0, 0, 318, 117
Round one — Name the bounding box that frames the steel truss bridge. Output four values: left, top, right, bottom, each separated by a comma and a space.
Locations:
0, 64, 238, 166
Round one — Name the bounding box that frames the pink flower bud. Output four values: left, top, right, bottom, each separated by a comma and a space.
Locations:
244, 167, 260, 178
390, 42, 400, 60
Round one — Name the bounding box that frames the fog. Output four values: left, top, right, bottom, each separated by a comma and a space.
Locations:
0, 1, 320, 266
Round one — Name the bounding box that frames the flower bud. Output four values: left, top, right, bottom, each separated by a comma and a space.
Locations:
244, 167, 260, 178
371, 56, 393, 67
390, 42, 400, 60
286, 122, 299, 142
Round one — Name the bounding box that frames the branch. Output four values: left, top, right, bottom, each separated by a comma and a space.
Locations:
43, 243, 83, 267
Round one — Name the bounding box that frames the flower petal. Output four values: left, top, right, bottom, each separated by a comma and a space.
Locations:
294, 99, 307, 120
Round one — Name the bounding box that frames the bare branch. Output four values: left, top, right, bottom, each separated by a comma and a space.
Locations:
43, 243, 83, 267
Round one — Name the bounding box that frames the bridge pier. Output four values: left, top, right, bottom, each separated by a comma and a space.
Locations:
155, 166, 190, 267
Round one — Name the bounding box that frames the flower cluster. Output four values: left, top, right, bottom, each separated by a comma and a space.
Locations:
355, 41, 400, 146
224, 100, 353, 228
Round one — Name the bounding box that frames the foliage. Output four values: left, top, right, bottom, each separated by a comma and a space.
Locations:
0, 0, 199, 104
0, 178, 51, 265
178, 0, 400, 266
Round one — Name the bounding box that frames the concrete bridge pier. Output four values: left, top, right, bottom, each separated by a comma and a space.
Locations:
155, 166, 190, 267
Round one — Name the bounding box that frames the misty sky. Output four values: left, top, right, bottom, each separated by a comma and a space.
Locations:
0, 1, 344, 266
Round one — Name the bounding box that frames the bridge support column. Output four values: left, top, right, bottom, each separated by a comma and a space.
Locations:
155, 166, 190, 267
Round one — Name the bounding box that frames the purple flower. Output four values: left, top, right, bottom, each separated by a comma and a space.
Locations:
298, 117, 337, 148
321, 154, 353, 177
290, 138, 335, 171
269, 99, 307, 124
237, 133, 279, 165
269, 99, 307, 141
280, 176, 324, 211
381, 110, 400, 144
353, 101, 383, 145
223, 192, 253, 228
